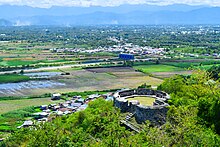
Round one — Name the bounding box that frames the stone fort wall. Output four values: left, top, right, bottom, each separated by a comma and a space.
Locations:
113, 88, 170, 125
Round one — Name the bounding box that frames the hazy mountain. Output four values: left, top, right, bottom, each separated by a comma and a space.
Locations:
0, 4, 219, 25
0, 4, 207, 18
0, 19, 12, 26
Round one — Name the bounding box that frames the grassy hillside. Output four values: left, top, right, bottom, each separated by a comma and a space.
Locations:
1, 67, 220, 146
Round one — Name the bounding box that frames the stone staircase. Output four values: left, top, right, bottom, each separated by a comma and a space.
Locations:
125, 112, 135, 121
121, 112, 141, 133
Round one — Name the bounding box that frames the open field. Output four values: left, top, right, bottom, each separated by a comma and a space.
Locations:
163, 60, 220, 69
0, 74, 30, 84
0, 67, 163, 97
0, 98, 64, 114
0, 58, 77, 68
0, 60, 37, 66
127, 96, 155, 106
151, 71, 193, 78
0, 41, 117, 71
133, 64, 185, 73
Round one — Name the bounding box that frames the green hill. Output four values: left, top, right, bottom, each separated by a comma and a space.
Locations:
1, 71, 220, 146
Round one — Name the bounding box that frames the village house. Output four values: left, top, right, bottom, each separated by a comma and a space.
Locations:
18, 92, 114, 129
51, 93, 61, 100
40, 105, 48, 110
33, 112, 49, 119
17, 120, 34, 129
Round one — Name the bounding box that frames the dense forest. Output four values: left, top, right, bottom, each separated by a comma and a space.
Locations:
1, 67, 220, 146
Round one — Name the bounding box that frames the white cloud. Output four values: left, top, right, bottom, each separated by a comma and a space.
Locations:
0, 0, 219, 8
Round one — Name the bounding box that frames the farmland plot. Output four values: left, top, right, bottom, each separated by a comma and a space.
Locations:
0, 67, 163, 97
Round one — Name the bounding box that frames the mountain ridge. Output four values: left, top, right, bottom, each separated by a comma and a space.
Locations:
0, 4, 220, 26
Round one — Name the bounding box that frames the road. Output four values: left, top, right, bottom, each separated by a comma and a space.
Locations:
0, 62, 114, 75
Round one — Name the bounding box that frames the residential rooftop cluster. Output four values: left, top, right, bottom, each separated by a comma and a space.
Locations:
18, 93, 114, 129
50, 43, 166, 57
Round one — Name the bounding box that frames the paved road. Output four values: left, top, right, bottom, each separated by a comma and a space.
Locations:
0, 62, 114, 75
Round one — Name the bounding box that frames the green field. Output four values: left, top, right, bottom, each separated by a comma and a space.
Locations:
0, 60, 37, 67
164, 60, 220, 69
0, 99, 56, 138
0, 59, 73, 67
127, 96, 155, 106
0, 74, 30, 84
0, 106, 45, 136
0, 107, 35, 133
197, 64, 220, 70
133, 65, 184, 73
0, 98, 64, 114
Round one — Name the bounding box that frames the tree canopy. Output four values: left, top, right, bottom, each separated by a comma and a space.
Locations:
1, 71, 220, 146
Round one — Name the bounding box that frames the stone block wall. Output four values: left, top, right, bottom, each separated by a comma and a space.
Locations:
134, 105, 168, 125
114, 98, 129, 113
114, 88, 169, 125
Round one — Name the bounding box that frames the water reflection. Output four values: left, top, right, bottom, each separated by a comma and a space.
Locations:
0, 80, 65, 95
23, 72, 61, 79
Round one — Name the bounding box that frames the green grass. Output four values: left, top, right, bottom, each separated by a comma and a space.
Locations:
127, 96, 155, 106
133, 64, 184, 73
0, 98, 64, 114
0, 60, 37, 67
163, 62, 198, 69
0, 59, 72, 67
0, 74, 30, 84
0, 107, 37, 133
163, 60, 220, 69
195, 64, 220, 70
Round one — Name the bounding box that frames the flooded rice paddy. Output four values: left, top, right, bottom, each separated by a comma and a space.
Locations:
23, 72, 61, 79
0, 80, 66, 96
0, 72, 65, 96
0, 68, 163, 97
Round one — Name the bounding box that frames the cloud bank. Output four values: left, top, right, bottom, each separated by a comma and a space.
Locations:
0, 0, 219, 8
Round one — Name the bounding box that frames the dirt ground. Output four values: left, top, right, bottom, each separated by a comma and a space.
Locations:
85, 66, 135, 73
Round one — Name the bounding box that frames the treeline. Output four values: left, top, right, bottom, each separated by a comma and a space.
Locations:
1, 26, 220, 51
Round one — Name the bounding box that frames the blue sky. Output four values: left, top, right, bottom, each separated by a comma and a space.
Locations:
0, 0, 219, 8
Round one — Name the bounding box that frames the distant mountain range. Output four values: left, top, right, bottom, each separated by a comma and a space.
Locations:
0, 19, 12, 26
0, 4, 220, 26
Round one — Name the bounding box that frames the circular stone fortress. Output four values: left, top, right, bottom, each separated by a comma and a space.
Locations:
113, 88, 170, 125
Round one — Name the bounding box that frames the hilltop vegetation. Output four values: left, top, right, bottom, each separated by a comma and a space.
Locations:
1, 69, 220, 146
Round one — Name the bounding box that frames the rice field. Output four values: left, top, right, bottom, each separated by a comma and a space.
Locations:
133, 64, 185, 73
0, 74, 30, 84
0, 67, 163, 97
